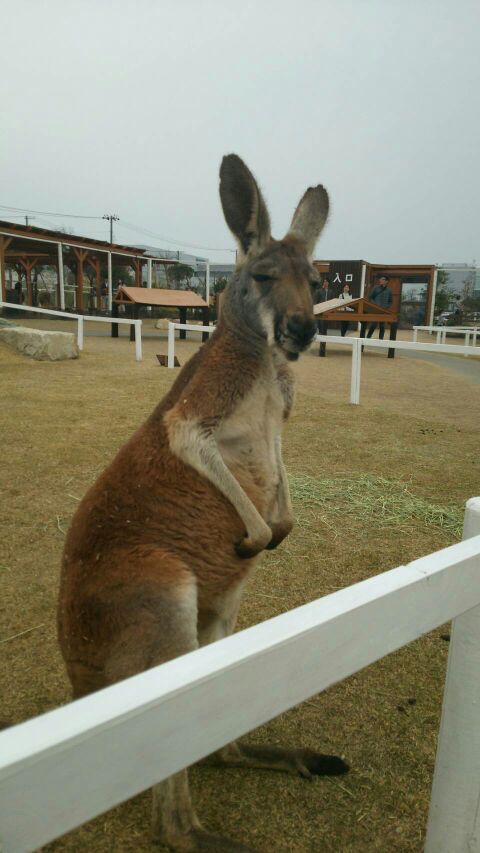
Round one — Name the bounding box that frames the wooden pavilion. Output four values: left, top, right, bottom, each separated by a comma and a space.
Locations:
0, 220, 179, 312
112, 286, 210, 341
313, 260, 437, 328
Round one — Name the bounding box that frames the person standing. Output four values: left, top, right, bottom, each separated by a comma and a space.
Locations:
339, 282, 354, 336
314, 276, 333, 356
313, 276, 333, 307
101, 278, 109, 311
366, 274, 392, 339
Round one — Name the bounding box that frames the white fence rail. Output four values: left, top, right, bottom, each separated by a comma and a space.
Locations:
167, 321, 214, 367
316, 334, 480, 405
0, 301, 143, 362
0, 499, 479, 852
413, 325, 479, 346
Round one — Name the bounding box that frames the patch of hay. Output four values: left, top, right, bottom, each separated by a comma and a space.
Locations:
289, 474, 463, 538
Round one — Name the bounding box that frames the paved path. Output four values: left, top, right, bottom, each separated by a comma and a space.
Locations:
397, 348, 480, 384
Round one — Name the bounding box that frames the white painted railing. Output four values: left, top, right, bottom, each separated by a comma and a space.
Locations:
413, 325, 479, 346
167, 321, 214, 367
0, 499, 479, 852
0, 301, 143, 362
316, 334, 480, 405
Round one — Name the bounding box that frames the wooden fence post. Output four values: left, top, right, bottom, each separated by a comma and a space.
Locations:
134, 321, 142, 362
425, 497, 480, 852
77, 316, 84, 351
350, 337, 362, 405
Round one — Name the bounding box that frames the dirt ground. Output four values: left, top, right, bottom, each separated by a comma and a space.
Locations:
1, 321, 479, 852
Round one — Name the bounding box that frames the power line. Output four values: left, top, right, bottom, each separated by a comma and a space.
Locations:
0, 203, 235, 254
118, 219, 235, 254
0, 204, 102, 220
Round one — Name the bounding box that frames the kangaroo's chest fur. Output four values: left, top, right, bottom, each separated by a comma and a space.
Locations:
216, 354, 293, 510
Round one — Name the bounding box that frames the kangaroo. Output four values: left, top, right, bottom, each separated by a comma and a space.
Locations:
57, 154, 348, 852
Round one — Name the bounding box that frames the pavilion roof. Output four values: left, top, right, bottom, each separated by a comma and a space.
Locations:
114, 286, 208, 308
0, 220, 178, 262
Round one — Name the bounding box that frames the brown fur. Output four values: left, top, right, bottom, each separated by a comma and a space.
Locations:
57, 155, 346, 851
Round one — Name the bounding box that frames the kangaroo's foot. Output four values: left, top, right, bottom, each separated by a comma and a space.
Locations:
156, 827, 257, 851
152, 770, 258, 852
207, 741, 349, 779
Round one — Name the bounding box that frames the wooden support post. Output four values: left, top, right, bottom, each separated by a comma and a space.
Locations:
25, 266, 33, 305
202, 307, 210, 342
86, 256, 101, 311
16, 257, 39, 306
131, 259, 141, 287
0, 237, 12, 301
318, 320, 327, 356
85, 256, 101, 311
111, 301, 119, 337
130, 305, 140, 341
388, 323, 398, 358
179, 307, 187, 339
147, 258, 152, 288
71, 247, 88, 312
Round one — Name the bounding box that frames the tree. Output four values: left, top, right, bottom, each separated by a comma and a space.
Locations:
112, 264, 134, 286
166, 264, 195, 290
434, 270, 455, 315
213, 276, 229, 294
463, 294, 480, 313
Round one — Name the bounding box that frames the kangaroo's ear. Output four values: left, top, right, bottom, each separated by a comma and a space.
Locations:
287, 185, 329, 259
219, 154, 271, 261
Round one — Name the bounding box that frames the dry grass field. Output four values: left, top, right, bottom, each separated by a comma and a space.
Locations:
1, 321, 479, 852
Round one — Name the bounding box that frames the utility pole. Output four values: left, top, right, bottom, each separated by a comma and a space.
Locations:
102, 214, 119, 244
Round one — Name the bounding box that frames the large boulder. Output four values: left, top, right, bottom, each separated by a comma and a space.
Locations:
0, 326, 79, 361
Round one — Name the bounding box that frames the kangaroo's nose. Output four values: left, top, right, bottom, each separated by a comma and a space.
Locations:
286, 314, 317, 347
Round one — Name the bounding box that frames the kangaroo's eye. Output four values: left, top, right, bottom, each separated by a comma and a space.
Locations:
252, 273, 273, 283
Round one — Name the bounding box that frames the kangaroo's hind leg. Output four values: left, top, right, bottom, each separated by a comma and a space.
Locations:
97, 560, 254, 853
197, 584, 349, 785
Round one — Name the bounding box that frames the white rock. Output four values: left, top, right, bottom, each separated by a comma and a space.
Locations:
0, 327, 79, 361
155, 318, 179, 330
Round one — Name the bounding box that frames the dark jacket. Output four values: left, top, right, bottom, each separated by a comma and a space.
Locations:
368, 284, 392, 309
314, 285, 334, 304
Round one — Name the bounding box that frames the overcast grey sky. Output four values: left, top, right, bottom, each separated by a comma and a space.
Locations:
2, 0, 479, 264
